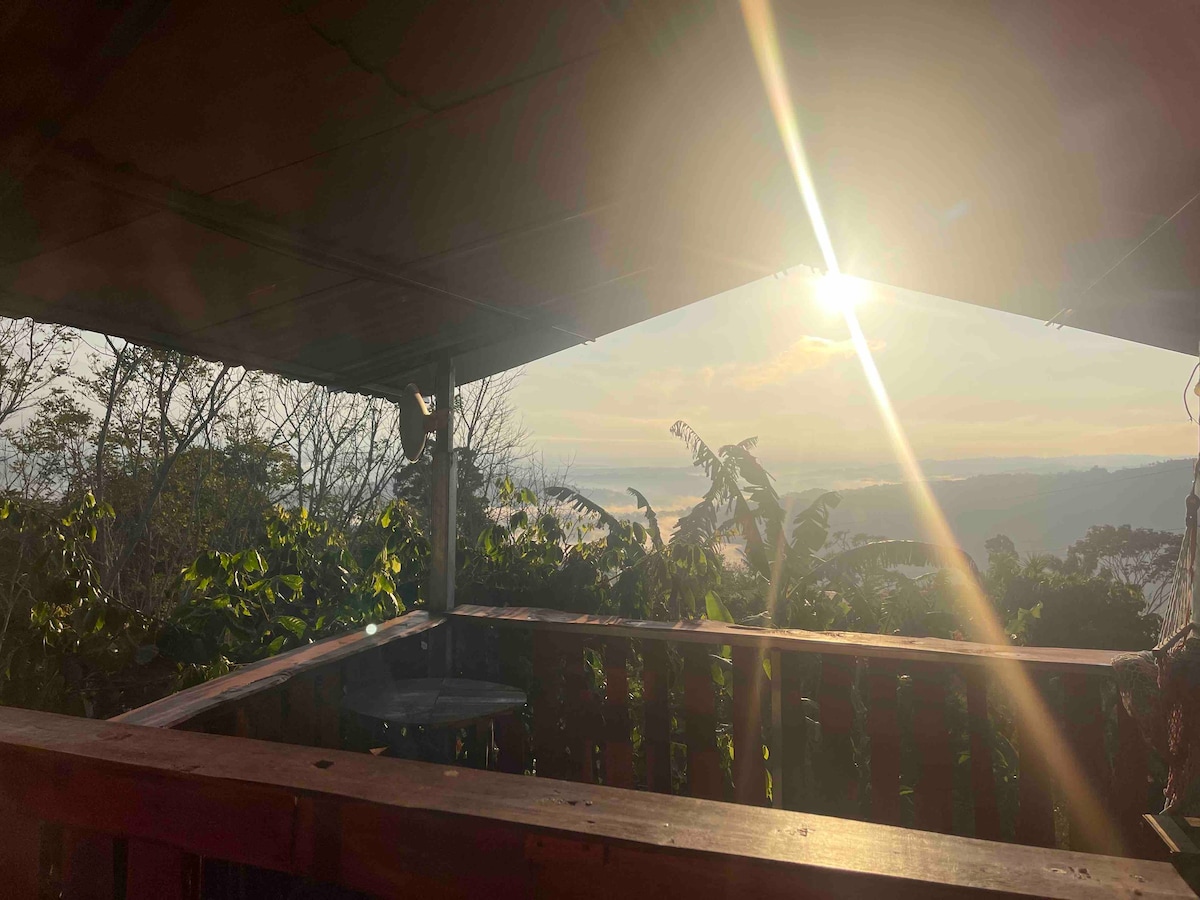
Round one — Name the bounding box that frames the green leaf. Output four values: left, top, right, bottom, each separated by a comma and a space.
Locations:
276, 615, 307, 639
705, 591, 734, 624
279, 574, 304, 592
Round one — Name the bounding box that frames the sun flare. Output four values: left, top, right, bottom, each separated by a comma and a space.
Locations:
742, 0, 1122, 853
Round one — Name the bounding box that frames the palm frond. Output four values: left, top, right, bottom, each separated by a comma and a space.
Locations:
546, 485, 621, 531
791, 491, 841, 556
806, 540, 980, 584
627, 487, 664, 551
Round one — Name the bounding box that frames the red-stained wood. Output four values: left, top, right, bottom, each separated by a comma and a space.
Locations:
560, 634, 597, 783
867, 659, 901, 825
1016, 674, 1058, 848
818, 654, 858, 817
450, 605, 1119, 673
315, 666, 342, 750
1061, 673, 1114, 854
114, 611, 443, 728
125, 838, 200, 900
495, 712, 526, 775
732, 645, 766, 806
603, 639, 635, 789
62, 828, 115, 900
248, 689, 284, 743
284, 673, 317, 746
0, 803, 39, 899
2, 707, 1191, 900
911, 663, 954, 834
683, 644, 722, 800
963, 668, 1000, 841
779, 652, 810, 812
641, 640, 672, 794
531, 631, 566, 780
1114, 697, 1153, 857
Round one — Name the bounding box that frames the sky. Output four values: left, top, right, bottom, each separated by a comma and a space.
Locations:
511, 272, 1198, 485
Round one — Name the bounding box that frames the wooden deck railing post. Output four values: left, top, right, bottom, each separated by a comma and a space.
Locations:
911, 663, 954, 834
0, 803, 40, 899
818, 655, 857, 817
642, 641, 672, 793
1016, 673, 1057, 848
531, 631, 566, 780
683, 644, 722, 800
125, 838, 200, 900
62, 828, 116, 899
963, 668, 1000, 841
603, 638, 635, 788
867, 659, 901, 825
1114, 696, 1153, 857
732, 645, 766, 806
1061, 672, 1115, 854
779, 652, 810, 812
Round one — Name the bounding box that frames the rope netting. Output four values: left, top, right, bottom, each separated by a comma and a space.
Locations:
1113, 457, 1200, 814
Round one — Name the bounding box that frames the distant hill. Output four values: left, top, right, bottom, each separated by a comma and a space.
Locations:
786, 458, 1192, 565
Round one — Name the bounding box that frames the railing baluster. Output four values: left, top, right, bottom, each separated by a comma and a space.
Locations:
531, 631, 566, 780
1061, 672, 1115, 854
62, 828, 115, 899
1016, 673, 1057, 848
0, 804, 40, 899
284, 674, 317, 746
779, 652, 810, 811
683, 644, 722, 800
603, 638, 635, 788
818, 654, 857, 816
126, 839, 200, 899
867, 659, 901, 825
561, 634, 596, 783
315, 667, 342, 750
912, 662, 954, 834
247, 689, 284, 743
963, 667, 1000, 841
1113, 693, 1152, 857
642, 640, 672, 793
732, 645, 766, 806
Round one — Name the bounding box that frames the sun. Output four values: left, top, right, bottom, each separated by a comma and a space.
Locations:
816, 272, 868, 313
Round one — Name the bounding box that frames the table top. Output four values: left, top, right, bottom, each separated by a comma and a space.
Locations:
341, 677, 526, 727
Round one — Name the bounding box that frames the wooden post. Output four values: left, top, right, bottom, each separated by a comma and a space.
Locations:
963, 668, 1000, 841
0, 804, 40, 899
1016, 673, 1057, 848
779, 652, 810, 812
866, 659, 901, 825
683, 644, 722, 800
429, 357, 456, 615
126, 839, 200, 899
732, 645, 766, 806
911, 663, 954, 834
603, 639, 635, 789
818, 655, 857, 817
642, 641, 672, 793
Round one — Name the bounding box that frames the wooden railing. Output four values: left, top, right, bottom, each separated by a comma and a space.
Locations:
57, 603, 1166, 880
446, 605, 1157, 858
0, 706, 1192, 899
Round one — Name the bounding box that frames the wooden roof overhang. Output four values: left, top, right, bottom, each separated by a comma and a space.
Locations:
1, 0, 1198, 399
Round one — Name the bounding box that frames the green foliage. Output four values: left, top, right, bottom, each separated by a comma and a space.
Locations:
162, 501, 428, 678
0, 493, 158, 716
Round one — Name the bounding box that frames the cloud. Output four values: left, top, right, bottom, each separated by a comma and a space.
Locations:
731, 335, 882, 388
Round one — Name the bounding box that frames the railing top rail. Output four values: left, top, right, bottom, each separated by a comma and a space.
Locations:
113, 610, 444, 729
0, 707, 1189, 899
450, 605, 1122, 673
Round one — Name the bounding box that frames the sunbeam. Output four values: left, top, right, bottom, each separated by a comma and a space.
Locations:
740, 0, 1121, 853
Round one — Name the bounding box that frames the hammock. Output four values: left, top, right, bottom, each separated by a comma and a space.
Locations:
1113, 456, 1200, 814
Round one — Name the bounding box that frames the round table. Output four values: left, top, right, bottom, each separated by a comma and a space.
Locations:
342, 677, 526, 767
